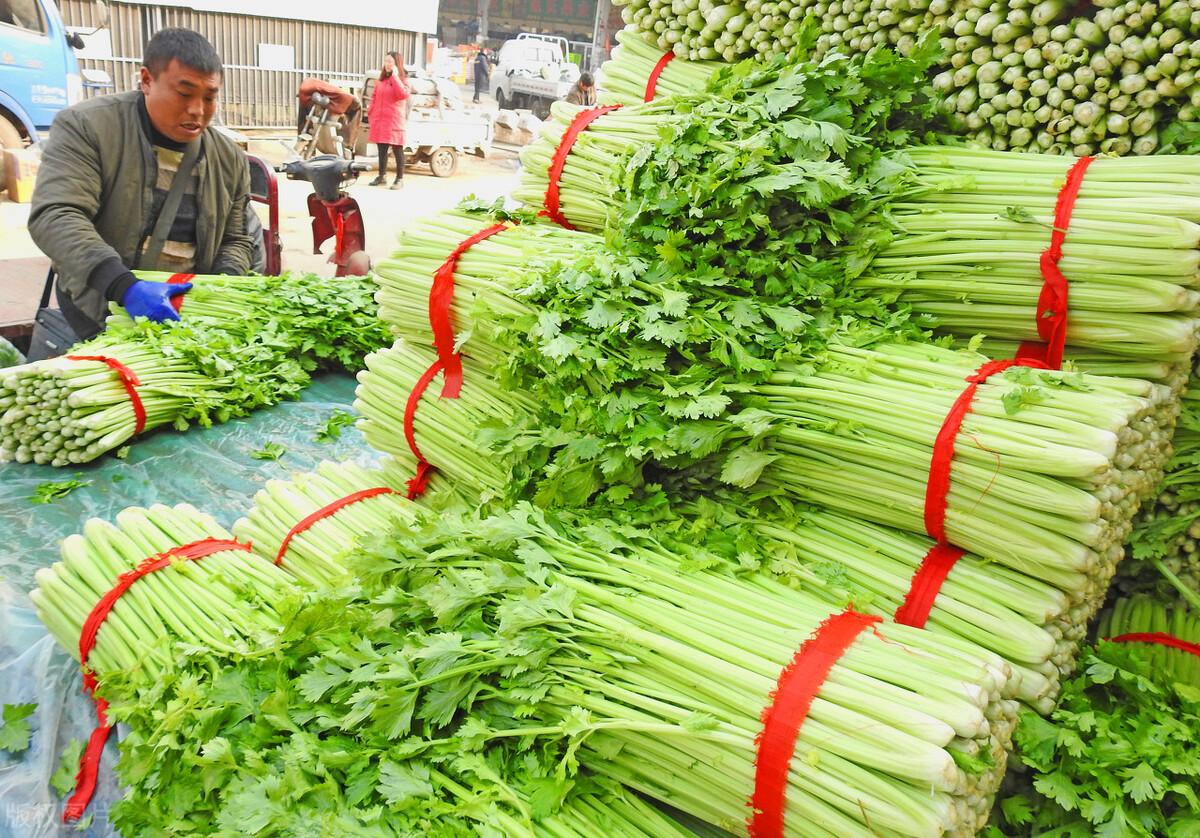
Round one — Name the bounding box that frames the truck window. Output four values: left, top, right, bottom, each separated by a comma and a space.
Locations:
0, 0, 47, 34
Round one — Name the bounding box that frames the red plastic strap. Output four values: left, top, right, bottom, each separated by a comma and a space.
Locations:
1109, 632, 1200, 658
167, 272, 194, 313
66, 355, 147, 435
430, 221, 514, 398
403, 359, 445, 499
541, 104, 622, 230
645, 51, 676, 101
749, 608, 881, 838
1016, 155, 1094, 369
274, 487, 400, 565
64, 537, 251, 822
924, 357, 1048, 543
894, 543, 966, 628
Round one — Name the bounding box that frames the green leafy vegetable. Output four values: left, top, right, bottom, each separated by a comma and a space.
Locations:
251, 442, 286, 461
30, 477, 90, 505
0, 703, 36, 753
315, 410, 357, 443
51, 739, 86, 797
991, 642, 1200, 837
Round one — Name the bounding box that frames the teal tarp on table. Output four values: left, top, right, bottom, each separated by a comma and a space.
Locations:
0, 374, 372, 838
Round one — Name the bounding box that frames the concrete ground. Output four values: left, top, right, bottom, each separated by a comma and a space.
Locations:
0, 127, 523, 338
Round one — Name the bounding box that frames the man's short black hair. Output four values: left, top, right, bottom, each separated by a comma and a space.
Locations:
580, 72, 594, 87
143, 28, 223, 77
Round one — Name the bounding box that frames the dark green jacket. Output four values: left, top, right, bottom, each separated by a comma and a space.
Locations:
28, 90, 251, 333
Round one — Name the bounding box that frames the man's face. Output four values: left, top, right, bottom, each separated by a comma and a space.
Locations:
140, 59, 221, 143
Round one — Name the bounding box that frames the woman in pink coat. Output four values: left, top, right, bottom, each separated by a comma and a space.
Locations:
368, 52, 410, 189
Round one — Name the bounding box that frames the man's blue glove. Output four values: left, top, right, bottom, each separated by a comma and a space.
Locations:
120, 280, 192, 322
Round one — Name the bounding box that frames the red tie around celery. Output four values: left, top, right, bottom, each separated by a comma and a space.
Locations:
64, 538, 252, 822
274, 487, 400, 565
1015, 156, 1094, 369
749, 608, 881, 837
430, 222, 515, 398
541, 105, 622, 230
645, 51, 676, 101
66, 355, 147, 435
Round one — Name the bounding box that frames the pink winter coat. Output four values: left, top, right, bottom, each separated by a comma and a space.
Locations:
368, 74, 410, 146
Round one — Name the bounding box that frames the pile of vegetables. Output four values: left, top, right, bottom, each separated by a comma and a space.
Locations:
851, 146, 1200, 364
356, 330, 1173, 635
988, 595, 1200, 835
1126, 366, 1200, 598
30, 505, 700, 836
609, 0, 1200, 155
0, 271, 387, 466
352, 504, 1019, 837
687, 499, 1073, 709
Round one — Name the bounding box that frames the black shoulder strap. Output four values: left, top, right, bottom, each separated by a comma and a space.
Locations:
40, 267, 55, 309
138, 138, 202, 269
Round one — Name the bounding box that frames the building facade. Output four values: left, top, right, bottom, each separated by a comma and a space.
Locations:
59, 0, 436, 128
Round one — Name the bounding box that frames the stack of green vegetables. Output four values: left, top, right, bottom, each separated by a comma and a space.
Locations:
31, 510, 702, 836
0, 270, 387, 466
1126, 368, 1200, 598
354, 340, 538, 504
757, 342, 1174, 599
599, 28, 724, 105
29, 503, 295, 679
988, 595, 1200, 835
851, 146, 1200, 364
233, 460, 421, 588
610, 0, 1200, 156
372, 206, 603, 354
512, 101, 678, 233
354, 504, 1019, 837
684, 498, 1072, 709
354, 331, 1173, 632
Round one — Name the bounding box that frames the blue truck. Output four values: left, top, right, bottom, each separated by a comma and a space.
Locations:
0, 0, 108, 180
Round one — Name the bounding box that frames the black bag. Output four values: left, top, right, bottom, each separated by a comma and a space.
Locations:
26, 269, 81, 363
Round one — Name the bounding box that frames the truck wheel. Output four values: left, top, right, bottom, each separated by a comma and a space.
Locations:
495, 89, 507, 110
0, 115, 23, 188
429, 147, 459, 178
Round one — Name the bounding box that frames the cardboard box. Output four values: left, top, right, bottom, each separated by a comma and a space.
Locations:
5, 148, 40, 203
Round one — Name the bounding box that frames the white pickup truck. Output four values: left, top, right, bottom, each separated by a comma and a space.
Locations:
490, 33, 580, 118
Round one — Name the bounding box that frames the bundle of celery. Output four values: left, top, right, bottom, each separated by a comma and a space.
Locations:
29, 503, 294, 681
0, 271, 387, 465
851, 147, 1200, 361
758, 342, 1173, 601
512, 101, 674, 232
357, 504, 1019, 837
988, 596, 1200, 836
1126, 376, 1200, 597
372, 207, 602, 353
354, 340, 537, 502
690, 500, 1073, 707
89, 571, 704, 836
233, 460, 422, 587
598, 28, 723, 105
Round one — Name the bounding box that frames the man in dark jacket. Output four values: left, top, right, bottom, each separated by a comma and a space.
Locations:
473, 49, 491, 104
29, 28, 252, 340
